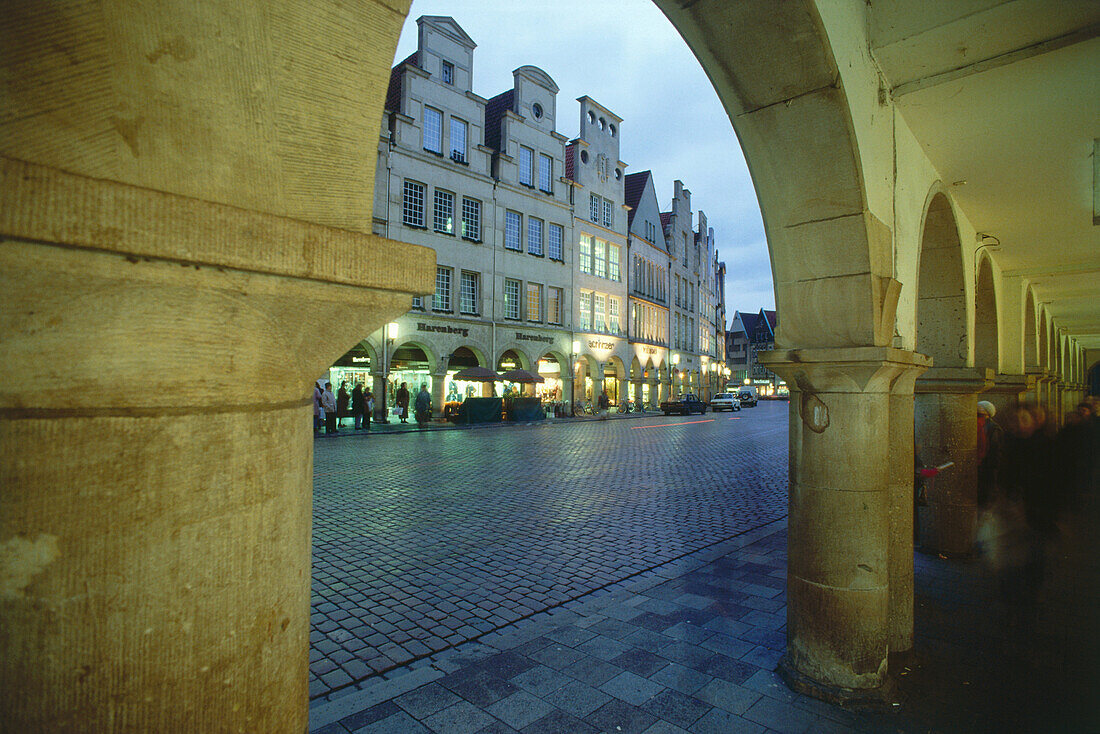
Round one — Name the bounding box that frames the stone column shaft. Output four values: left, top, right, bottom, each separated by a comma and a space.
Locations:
759, 347, 930, 702
914, 368, 992, 556
430, 372, 447, 419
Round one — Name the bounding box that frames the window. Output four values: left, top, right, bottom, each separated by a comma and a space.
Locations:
519, 146, 533, 186
504, 279, 520, 320
412, 296, 423, 310
548, 287, 562, 324
402, 181, 425, 227
609, 297, 620, 334
539, 154, 552, 192
609, 244, 620, 281
526, 283, 542, 322
590, 194, 600, 223
423, 107, 442, 153
579, 235, 592, 274
579, 292, 592, 331
461, 197, 480, 241
682, 233, 688, 266
527, 218, 543, 256
505, 211, 522, 251
594, 294, 606, 333
441, 60, 454, 85
548, 224, 563, 260
594, 240, 606, 279
460, 271, 478, 314
450, 118, 467, 162
433, 189, 454, 234
434, 266, 452, 311
602, 199, 613, 228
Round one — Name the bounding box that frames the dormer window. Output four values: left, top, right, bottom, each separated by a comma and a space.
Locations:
441, 60, 454, 85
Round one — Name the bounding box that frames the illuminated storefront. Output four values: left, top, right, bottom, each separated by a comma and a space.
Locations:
328, 344, 372, 392
536, 355, 563, 402
388, 345, 432, 408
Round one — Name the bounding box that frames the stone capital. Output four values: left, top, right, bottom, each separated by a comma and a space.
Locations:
985, 373, 1031, 396
915, 366, 993, 395
759, 347, 930, 395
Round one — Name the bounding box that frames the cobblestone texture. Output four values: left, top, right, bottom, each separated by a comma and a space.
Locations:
311, 405, 789, 698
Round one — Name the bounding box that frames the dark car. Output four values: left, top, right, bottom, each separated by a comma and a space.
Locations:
660, 393, 708, 416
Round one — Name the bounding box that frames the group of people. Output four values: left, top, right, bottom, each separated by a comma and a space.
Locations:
973, 398, 1097, 627
313, 381, 375, 435
313, 380, 434, 434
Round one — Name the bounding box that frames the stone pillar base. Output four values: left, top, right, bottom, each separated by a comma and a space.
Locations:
778, 656, 897, 709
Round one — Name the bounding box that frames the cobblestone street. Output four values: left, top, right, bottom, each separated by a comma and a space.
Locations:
310, 403, 790, 699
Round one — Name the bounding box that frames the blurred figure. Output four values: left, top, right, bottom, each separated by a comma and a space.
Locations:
977, 400, 1004, 508
986, 403, 1056, 629
1056, 400, 1098, 503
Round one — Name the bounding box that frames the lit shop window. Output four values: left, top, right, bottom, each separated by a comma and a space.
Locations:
594, 294, 606, 332
579, 292, 592, 330
594, 240, 606, 279
609, 244, 620, 281
579, 235, 592, 274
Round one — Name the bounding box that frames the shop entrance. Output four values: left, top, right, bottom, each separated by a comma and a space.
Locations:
329, 343, 372, 394
444, 347, 487, 404
497, 349, 525, 397
536, 354, 562, 403
388, 345, 431, 412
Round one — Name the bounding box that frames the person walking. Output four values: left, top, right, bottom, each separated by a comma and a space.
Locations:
597, 390, 610, 420
977, 400, 1004, 508
313, 381, 325, 435
364, 391, 374, 433
351, 383, 365, 430
321, 382, 337, 435
396, 382, 410, 424
415, 383, 432, 428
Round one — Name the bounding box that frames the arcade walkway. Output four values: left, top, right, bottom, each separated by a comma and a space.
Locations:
310, 497, 1098, 733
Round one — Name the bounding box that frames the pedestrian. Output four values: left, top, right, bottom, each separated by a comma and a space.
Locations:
313, 381, 325, 435
365, 391, 374, 432
415, 383, 432, 428
337, 381, 350, 429
597, 389, 610, 419
321, 382, 337, 435
351, 383, 365, 430
396, 382, 410, 423
976, 400, 1003, 508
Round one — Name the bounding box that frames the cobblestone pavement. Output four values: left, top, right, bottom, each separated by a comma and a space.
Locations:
310, 403, 791, 699
310, 496, 1098, 734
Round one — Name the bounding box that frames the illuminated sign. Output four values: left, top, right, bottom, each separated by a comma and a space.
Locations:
515, 332, 553, 344
417, 322, 469, 338
588, 340, 614, 350
351, 357, 370, 363
642, 347, 658, 355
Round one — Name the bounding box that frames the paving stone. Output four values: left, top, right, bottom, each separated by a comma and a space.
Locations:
700, 632, 755, 660
337, 701, 401, 732
743, 694, 819, 733
699, 653, 759, 684
485, 690, 555, 730
349, 710, 430, 734
528, 644, 584, 670
611, 649, 669, 677
599, 671, 666, 706
393, 683, 462, 718
639, 688, 712, 729
690, 707, 767, 734
694, 678, 762, 715
519, 709, 599, 734
509, 664, 573, 696
541, 679, 613, 717
578, 634, 632, 661
585, 699, 659, 734
646, 662, 712, 696
561, 655, 624, 687
440, 672, 520, 708
640, 722, 691, 734
421, 701, 497, 734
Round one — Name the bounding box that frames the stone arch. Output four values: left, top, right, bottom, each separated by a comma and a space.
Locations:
605, 355, 627, 381
1048, 319, 1059, 377
446, 345, 485, 369
1062, 338, 1071, 383
1038, 307, 1050, 371
974, 252, 999, 372
655, 0, 892, 349
630, 356, 643, 380
1023, 287, 1039, 372
915, 189, 968, 367
389, 339, 438, 374
496, 348, 531, 372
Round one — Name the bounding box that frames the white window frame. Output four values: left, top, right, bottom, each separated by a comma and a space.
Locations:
594, 239, 607, 279
518, 146, 533, 186
609, 297, 620, 334
538, 153, 552, 193
527, 218, 543, 256
579, 292, 592, 331
526, 282, 542, 323
548, 224, 563, 261
548, 286, 562, 325
505, 211, 522, 251
602, 199, 613, 228
433, 189, 454, 234
609, 244, 620, 282
590, 194, 600, 223
579, 235, 592, 274
434, 266, 452, 312
449, 118, 467, 162
504, 278, 521, 320
423, 106, 442, 154
594, 294, 606, 333
461, 197, 481, 241
402, 180, 425, 227
441, 60, 454, 85
460, 271, 479, 315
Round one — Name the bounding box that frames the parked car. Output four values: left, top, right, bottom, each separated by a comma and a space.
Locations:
660, 393, 708, 416
710, 393, 741, 412
736, 388, 758, 407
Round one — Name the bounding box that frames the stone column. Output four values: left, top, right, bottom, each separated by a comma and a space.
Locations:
1053, 380, 1066, 425
431, 371, 447, 420
759, 348, 930, 702
0, 164, 432, 731
660, 379, 671, 405
591, 370, 605, 405
631, 379, 643, 405
617, 377, 629, 407
914, 367, 993, 556
984, 374, 1028, 418
1023, 370, 1045, 406
886, 364, 928, 654
562, 370, 575, 415
372, 372, 389, 423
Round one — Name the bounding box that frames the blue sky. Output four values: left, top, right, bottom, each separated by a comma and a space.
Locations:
394, 0, 776, 323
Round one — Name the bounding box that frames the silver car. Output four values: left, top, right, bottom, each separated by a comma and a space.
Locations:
710, 393, 741, 412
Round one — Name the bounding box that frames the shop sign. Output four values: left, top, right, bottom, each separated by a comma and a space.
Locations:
588, 340, 614, 350
515, 332, 553, 344
351, 356, 370, 363
417, 322, 469, 338
642, 346, 659, 355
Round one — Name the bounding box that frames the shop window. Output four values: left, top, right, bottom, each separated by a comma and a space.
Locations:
461, 197, 481, 241
527, 217, 543, 256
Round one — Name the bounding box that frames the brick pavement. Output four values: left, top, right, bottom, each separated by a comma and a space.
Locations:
310, 404, 790, 698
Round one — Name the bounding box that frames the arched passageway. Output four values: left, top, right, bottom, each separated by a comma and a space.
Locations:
974, 255, 999, 373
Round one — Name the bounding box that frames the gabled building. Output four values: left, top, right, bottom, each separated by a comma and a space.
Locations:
624, 170, 671, 407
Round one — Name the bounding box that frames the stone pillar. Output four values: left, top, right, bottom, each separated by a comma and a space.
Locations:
760, 348, 930, 702
984, 374, 1029, 419
1053, 380, 1066, 425
431, 371, 447, 420
914, 368, 993, 556
886, 365, 928, 654
1023, 370, 1044, 406
563, 370, 575, 415
631, 379, 643, 405
0, 165, 432, 730
591, 369, 605, 405
372, 372, 388, 422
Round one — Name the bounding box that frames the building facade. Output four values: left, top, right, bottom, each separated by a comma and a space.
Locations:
336, 15, 726, 416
